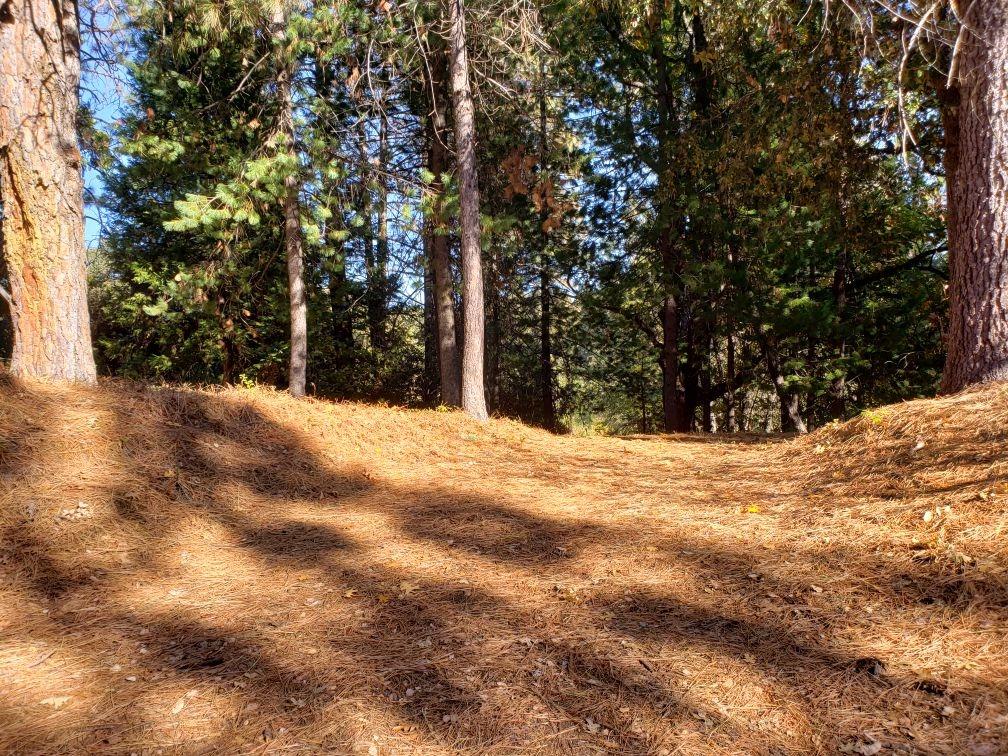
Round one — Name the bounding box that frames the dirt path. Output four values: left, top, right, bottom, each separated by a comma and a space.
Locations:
1, 378, 1006, 754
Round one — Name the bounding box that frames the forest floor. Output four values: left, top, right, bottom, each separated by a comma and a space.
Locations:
0, 376, 1006, 755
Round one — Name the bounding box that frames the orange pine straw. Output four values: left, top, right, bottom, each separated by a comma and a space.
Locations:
0, 373, 1005, 753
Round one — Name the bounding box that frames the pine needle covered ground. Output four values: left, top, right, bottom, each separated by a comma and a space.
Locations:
0, 375, 1006, 755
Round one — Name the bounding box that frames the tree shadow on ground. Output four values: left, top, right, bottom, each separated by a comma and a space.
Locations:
0, 378, 1005, 754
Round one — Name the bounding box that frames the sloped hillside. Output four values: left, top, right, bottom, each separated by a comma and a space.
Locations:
0, 375, 1006, 754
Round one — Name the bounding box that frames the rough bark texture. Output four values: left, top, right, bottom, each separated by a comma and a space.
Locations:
424, 38, 461, 406
0, 0, 96, 383
272, 5, 307, 397
448, 0, 488, 421
941, 2, 1008, 392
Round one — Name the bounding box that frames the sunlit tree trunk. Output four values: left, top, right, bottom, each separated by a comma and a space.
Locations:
271, 3, 306, 396
447, 0, 488, 420
940, 2, 1008, 392
0, 0, 96, 383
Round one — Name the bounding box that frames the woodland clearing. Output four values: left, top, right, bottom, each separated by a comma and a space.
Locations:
0, 375, 1006, 754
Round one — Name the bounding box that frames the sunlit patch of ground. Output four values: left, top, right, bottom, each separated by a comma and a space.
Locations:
1, 375, 1006, 754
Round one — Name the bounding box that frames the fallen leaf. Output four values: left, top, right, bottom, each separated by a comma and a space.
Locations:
170, 689, 198, 715
40, 696, 70, 708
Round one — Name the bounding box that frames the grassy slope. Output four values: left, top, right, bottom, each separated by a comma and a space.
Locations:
0, 374, 1006, 754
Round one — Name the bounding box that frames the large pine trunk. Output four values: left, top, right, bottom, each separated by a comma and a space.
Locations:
940, 3, 1008, 392
424, 37, 461, 406
651, 0, 689, 433
0, 0, 96, 383
447, 0, 488, 420
272, 5, 307, 397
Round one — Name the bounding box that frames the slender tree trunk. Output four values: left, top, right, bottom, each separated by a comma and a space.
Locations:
940, 3, 1008, 392
424, 40, 461, 405
537, 70, 557, 432
447, 0, 488, 420
661, 297, 685, 431
830, 244, 848, 418
357, 121, 381, 357
0, 0, 96, 383
725, 328, 738, 432
487, 251, 501, 413
701, 338, 713, 433
422, 247, 439, 402
272, 4, 306, 397
369, 110, 390, 352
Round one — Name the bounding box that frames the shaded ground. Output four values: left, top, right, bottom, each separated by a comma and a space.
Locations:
0, 376, 1006, 754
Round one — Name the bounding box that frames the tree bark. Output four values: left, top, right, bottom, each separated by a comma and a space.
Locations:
651, 0, 689, 433
422, 245, 439, 402
447, 0, 488, 420
368, 110, 390, 353
272, 4, 306, 397
537, 68, 557, 432
487, 250, 500, 413
830, 244, 848, 418
424, 38, 461, 405
0, 0, 96, 383
725, 327, 738, 432
940, 2, 1008, 392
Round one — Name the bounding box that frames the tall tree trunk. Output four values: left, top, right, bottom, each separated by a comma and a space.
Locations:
830, 244, 848, 419
369, 110, 390, 352
537, 68, 557, 432
661, 297, 685, 431
487, 250, 501, 413
447, 0, 488, 420
941, 3, 1008, 392
422, 247, 439, 402
357, 121, 381, 358
725, 328, 738, 432
424, 39, 461, 405
0, 0, 96, 383
701, 336, 713, 433
272, 4, 306, 397
652, 0, 688, 433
